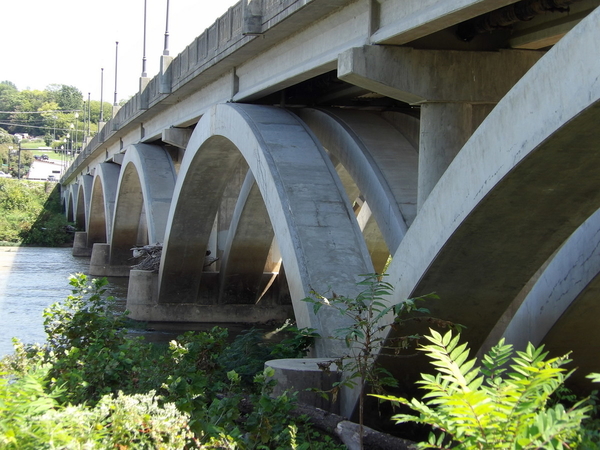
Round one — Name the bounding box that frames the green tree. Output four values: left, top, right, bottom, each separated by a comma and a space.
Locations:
0, 82, 19, 131
56, 85, 83, 111
89, 100, 112, 124
0, 127, 12, 144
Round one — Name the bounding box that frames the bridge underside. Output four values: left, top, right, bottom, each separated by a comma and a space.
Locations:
62, 0, 600, 414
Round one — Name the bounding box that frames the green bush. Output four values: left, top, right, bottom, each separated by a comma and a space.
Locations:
1, 274, 345, 449
376, 329, 595, 449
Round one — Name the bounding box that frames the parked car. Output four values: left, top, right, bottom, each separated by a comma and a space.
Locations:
0, 171, 11, 178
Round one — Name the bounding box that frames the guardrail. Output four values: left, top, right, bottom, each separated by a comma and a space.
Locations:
61, 0, 319, 184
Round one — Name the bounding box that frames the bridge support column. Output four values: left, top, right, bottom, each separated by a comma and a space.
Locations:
89, 243, 130, 277
127, 269, 159, 319
418, 102, 494, 208
72, 231, 92, 257
338, 45, 543, 209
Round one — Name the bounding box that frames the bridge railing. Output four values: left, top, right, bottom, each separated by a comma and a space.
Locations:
61, 0, 311, 184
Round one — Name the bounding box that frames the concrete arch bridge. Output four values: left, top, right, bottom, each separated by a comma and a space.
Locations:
61, 0, 600, 415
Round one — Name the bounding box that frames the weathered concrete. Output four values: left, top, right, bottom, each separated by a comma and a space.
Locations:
383, 7, 600, 385
89, 243, 130, 277
128, 270, 293, 322
481, 207, 600, 390
218, 171, 275, 304
75, 174, 93, 231
110, 144, 176, 268
162, 127, 192, 149
297, 108, 418, 254
355, 203, 389, 274
87, 163, 121, 247
216, 160, 249, 274
266, 358, 341, 414
159, 104, 374, 357
338, 46, 543, 207
72, 232, 92, 257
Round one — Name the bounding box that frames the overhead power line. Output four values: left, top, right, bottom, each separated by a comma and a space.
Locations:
0, 109, 83, 114
0, 121, 84, 132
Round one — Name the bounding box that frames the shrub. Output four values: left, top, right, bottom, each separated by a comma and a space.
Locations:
42, 274, 148, 404
376, 329, 593, 449
2, 274, 344, 449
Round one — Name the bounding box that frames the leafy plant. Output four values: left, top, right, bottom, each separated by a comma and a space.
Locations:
219, 321, 317, 386
376, 329, 593, 449
303, 273, 457, 449
1, 274, 346, 449
42, 273, 147, 403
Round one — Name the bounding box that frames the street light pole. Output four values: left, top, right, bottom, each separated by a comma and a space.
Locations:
164, 0, 170, 55
87, 92, 91, 140
74, 113, 79, 153
142, 0, 148, 77
100, 68, 105, 123
114, 41, 119, 106
17, 140, 21, 180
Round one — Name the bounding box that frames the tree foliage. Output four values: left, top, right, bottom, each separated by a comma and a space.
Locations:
0, 178, 73, 245
0, 82, 109, 148
375, 329, 595, 449
0, 274, 344, 449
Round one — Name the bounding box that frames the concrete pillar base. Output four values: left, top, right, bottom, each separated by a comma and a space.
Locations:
127, 302, 294, 323
265, 358, 341, 414
72, 232, 92, 257
127, 269, 159, 312
89, 243, 130, 277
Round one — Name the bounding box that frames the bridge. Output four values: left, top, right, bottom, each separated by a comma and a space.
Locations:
61, 0, 600, 416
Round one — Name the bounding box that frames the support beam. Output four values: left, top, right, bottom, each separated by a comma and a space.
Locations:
162, 127, 193, 149
338, 46, 543, 208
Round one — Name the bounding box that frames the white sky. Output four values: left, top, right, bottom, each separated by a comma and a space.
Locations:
1, 0, 240, 103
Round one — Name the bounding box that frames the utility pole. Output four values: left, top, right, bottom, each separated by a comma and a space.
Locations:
100, 68, 104, 123
17, 140, 21, 180
114, 41, 119, 106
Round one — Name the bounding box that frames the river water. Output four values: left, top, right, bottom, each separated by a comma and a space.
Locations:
0, 247, 129, 357
0, 247, 256, 358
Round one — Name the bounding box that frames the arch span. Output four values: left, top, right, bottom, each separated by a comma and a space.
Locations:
159, 103, 374, 355
110, 144, 176, 267
296, 108, 418, 255
75, 175, 92, 231
87, 163, 120, 247
64, 183, 77, 223
480, 208, 600, 390
385, 7, 600, 382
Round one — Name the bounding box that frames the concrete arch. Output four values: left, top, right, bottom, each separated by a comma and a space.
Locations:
159, 103, 374, 354
64, 183, 77, 223
75, 174, 93, 231
109, 144, 176, 267
217, 170, 276, 305
66, 190, 75, 222
296, 108, 418, 255
87, 163, 120, 246
385, 7, 600, 382
481, 208, 600, 390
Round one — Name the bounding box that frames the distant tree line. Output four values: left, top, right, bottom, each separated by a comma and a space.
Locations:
0, 81, 113, 150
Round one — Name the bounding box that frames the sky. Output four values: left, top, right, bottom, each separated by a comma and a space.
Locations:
1, 0, 240, 103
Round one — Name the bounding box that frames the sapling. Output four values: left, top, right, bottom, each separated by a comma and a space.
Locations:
304, 273, 459, 449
